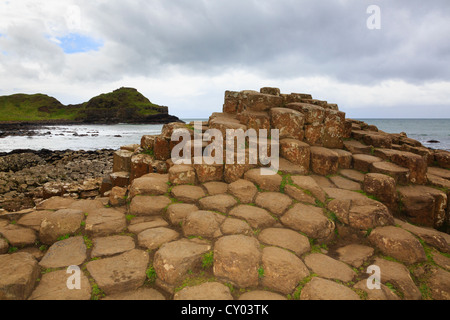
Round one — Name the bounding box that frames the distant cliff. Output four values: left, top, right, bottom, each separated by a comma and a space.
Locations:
0, 87, 183, 124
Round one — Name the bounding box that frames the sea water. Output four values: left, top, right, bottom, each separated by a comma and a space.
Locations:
0, 119, 448, 153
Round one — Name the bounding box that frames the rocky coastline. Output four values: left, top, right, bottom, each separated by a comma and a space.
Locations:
0, 148, 113, 212
0, 87, 449, 302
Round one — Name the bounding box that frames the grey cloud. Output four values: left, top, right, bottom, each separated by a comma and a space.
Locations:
69, 0, 449, 84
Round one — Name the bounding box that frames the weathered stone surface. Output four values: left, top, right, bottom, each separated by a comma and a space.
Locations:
398, 185, 448, 229
0, 224, 37, 247
244, 168, 282, 192
284, 184, 316, 204
128, 217, 169, 234
255, 192, 293, 216
280, 139, 310, 173
29, 269, 91, 300
203, 181, 228, 196
137, 227, 180, 250
329, 175, 361, 191
327, 196, 394, 231
240, 92, 283, 112
290, 175, 327, 203
304, 124, 324, 146
300, 277, 360, 300
0, 238, 8, 254
286, 103, 325, 125
238, 290, 287, 300
91, 235, 136, 258
110, 171, 130, 188
141, 135, 157, 150
435, 150, 450, 169
174, 282, 234, 300
193, 158, 224, 183
130, 154, 153, 181
153, 137, 171, 161
261, 246, 310, 295
372, 257, 421, 300
113, 150, 133, 173
229, 205, 277, 229
339, 169, 365, 183
85, 208, 126, 237
353, 280, 400, 300
167, 203, 199, 225
129, 196, 171, 216
214, 235, 261, 288
258, 228, 310, 256
343, 140, 372, 154
270, 108, 305, 140
129, 174, 169, 198
87, 249, 149, 295
154, 239, 211, 285
16, 210, 52, 232
238, 110, 271, 132
335, 244, 374, 268
304, 253, 356, 283
198, 194, 238, 214
228, 179, 258, 204
36, 196, 76, 210
310, 147, 339, 176
221, 218, 253, 236
39, 209, 84, 245
363, 173, 397, 206
109, 186, 127, 207
353, 154, 382, 172
103, 288, 166, 300
182, 210, 225, 239
332, 149, 353, 169
281, 203, 334, 240
169, 165, 196, 185
369, 226, 426, 264
39, 236, 87, 269
0, 252, 40, 300
260, 87, 281, 96
390, 151, 427, 184
427, 267, 450, 300
395, 219, 449, 253
370, 161, 410, 185
322, 112, 344, 149
171, 185, 206, 203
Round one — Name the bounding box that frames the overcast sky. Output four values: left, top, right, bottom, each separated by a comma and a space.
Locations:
0, 0, 449, 119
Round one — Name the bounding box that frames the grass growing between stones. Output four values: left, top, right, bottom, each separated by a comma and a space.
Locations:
292, 273, 318, 300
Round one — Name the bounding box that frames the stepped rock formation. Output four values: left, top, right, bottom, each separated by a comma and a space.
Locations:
0, 87, 449, 301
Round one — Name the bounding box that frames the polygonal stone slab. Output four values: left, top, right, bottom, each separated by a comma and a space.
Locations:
39, 236, 87, 269
0, 252, 40, 300
87, 249, 149, 295
29, 269, 91, 300
174, 282, 234, 300
214, 235, 261, 288
258, 228, 311, 256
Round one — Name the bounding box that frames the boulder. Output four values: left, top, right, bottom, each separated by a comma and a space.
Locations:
280, 139, 310, 173
300, 277, 360, 300
153, 239, 211, 285
261, 246, 310, 295
214, 235, 261, 288
39, 209, 84, 245
270, 108, 305, 140
87, 249, 149, 295
0, 252, 40, 300
369, 226, 427, 264
310, 147, 339, 176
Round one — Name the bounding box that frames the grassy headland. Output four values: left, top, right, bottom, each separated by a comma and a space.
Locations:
0, 87, 172, 124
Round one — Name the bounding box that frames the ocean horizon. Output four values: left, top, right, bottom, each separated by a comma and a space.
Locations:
0, 118, 448, 153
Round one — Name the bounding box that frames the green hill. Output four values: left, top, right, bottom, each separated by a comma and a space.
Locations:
0, 87, 174, 123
